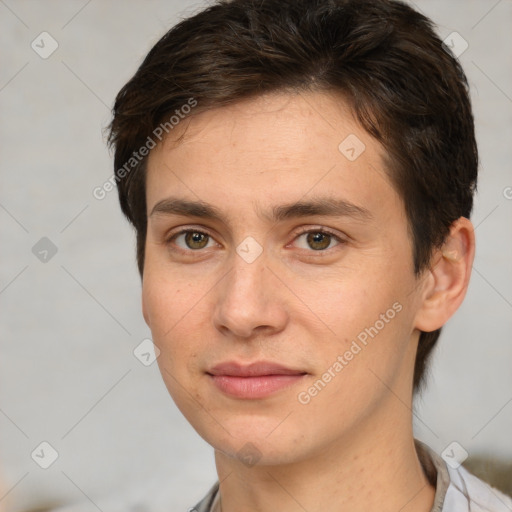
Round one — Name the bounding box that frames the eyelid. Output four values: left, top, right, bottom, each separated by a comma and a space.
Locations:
165, 225, 216, 241
165, 226, 221, 251
288, 226, 347, 248
164, 224, 347, 252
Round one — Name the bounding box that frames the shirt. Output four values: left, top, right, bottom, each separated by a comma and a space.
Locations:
190, 440, 512, 512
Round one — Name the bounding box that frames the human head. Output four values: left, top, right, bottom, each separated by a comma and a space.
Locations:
108, 0, 477, 393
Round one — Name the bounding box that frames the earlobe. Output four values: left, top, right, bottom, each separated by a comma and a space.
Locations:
414, 217, 475, 332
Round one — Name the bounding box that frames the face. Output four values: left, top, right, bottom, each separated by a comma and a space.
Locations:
142, 92, 427, 466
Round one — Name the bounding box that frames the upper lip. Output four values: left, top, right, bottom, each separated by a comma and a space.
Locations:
207, 361, 306, 377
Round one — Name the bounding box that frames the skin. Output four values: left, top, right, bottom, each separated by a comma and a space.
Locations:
142, 91, 474, 512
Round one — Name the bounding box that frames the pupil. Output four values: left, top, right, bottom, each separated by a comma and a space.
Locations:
186, 232, 208, 249
307, 232, 330, 250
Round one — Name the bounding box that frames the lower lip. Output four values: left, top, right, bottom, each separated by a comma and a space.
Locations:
209, 374, 306, 399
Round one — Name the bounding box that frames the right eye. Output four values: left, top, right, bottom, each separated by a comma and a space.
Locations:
167, 229, 218, 252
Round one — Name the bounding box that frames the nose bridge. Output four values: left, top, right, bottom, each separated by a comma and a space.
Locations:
213, 247, 287, 338
223, 251, 268, 310
226, 233, 269, 299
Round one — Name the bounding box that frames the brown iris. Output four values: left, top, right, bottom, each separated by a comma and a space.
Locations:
307, 232, 331, 250
185, 231, 209, 249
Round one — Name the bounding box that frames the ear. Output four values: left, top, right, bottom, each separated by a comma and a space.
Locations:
414, 217, 475, 332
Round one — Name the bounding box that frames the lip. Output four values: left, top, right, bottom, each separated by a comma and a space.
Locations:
207, 361, 307, 399
209, 361, 306, 377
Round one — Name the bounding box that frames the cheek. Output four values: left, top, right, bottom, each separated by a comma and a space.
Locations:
294, 261, 415, 383
143, 258, 208, 333
143, 273, 209, 416
142, 267, 211, 377
289, 260, 403, 332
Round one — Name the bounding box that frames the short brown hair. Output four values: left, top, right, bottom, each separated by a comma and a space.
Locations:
108, 0, 478, 393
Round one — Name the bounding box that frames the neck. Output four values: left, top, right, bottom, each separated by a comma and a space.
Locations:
214, 395, 435, 512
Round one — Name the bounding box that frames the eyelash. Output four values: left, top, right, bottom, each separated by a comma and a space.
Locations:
290, 227, 345, 251
165, 226, 346, 255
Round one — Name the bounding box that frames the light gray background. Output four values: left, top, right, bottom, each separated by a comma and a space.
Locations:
0, 1, 511, 511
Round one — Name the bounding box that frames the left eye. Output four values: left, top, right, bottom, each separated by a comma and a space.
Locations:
173, 230, 216, 250
294, 231, 341, 251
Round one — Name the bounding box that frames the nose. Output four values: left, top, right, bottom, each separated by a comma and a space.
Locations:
212, 252, 289, 339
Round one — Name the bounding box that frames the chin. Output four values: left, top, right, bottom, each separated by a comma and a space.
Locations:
195, 414, 313, 465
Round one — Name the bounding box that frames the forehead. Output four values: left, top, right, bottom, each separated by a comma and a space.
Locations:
145, 91, 402, 223
156, 91, 374, 161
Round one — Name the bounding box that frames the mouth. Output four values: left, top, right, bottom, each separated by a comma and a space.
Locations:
206, 361, 308, 399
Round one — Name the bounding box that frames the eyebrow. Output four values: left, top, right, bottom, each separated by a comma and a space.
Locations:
149, 196, 372, 223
